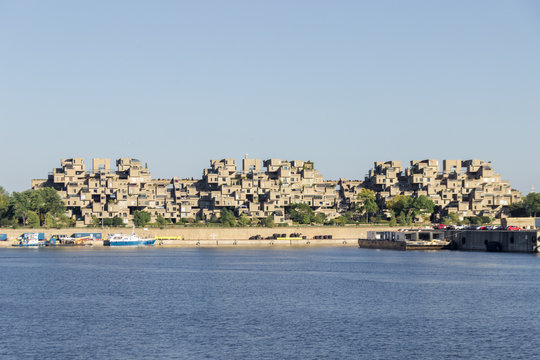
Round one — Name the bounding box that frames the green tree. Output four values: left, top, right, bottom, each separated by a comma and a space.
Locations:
386, 195, 434, 224
412, 195, 434, 214
329, 216, 347, 226
133, 211, 151, 227
44, 213, 55, 228
237, 213, 252, 227
91, 215, 101, 227
104, 216, 124, 227
411, 195, 435, 221
508, 201, 527, 217
386, 195, 413, 216
288, 203, 314, 224
220, 208, 236, 227
0, 186, 9, 216
357, 189, 379, 223
155, 215, 168, 229
389, 213, 397, 226
313, 212, 326, 224
27, 211, 40, 228
443, 212, 460, 225
10, 191, 31, 226
523, 192, 540, 217
112, 216, 124, 227
56, 214, 75, 228
260, 215, 274, 228
37, 188, 65, 218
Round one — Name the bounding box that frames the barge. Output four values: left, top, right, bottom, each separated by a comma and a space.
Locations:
359, 230, 451, 251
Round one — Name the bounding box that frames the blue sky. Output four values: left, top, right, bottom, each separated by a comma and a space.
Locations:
1, 1, 539, 193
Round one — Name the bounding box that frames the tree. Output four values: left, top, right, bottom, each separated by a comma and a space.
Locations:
91, 215, 101, 227
133, 211, 151, 227
313, 213, 326, 224
329, 216, 347, 226
155, 215, 168, 229
112, 216, 124, 227
44, 213, 55, 228
237, 213, 252, 227
7, 188, 65, 227
389, 213, 397, 226
104, 216, 124, 227
411, 195, 435, 221
386, 195, 413, 216
10, 191, 31, 226
260, 215, 274, 228
37, 188, 65, 218
508, 201, 527, 217
0, 186, 9, 224
386, 195, 434, 224
220, 208, 236, 227
27, 211, 40, 228
523, 192, 540, 217
412, 196, 434, 214
288, 203, 314, 224
442, 212, 460, 225
56, 214, 75, 228
357, 189, 379, 223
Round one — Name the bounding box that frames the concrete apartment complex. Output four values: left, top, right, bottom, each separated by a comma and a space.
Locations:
32, 156, 339, 226
341, 159, 521, 220
32, 157, 521, 226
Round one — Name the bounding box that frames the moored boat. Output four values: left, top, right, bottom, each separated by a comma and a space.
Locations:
105, 232, 156, 247
12, 233, 47, 248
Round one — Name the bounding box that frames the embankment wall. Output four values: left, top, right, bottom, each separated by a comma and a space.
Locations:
0, 226, 398, 248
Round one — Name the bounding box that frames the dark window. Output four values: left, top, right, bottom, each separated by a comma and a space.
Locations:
462, 237, 466, 245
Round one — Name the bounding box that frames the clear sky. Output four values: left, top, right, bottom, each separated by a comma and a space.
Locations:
1, 1, 539, 194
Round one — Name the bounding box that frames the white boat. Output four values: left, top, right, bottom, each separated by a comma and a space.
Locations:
106, 232, 156, 247
13, 233, 46, 248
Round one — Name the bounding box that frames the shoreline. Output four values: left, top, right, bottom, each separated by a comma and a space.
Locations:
0, 226, 399, 248
0, 238, 357, 248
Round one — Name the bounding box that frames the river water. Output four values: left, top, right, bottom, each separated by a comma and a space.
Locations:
0, 247, 539, 359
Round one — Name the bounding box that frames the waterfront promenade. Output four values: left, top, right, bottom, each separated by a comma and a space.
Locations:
0, 226, 396, 248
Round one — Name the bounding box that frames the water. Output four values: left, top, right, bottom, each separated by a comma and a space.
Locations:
0, 247, 539, 359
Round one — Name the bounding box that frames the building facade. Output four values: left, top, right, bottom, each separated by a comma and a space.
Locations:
340, 159, 521, 220
33, 156, 340, 226
33, 157, 522, 226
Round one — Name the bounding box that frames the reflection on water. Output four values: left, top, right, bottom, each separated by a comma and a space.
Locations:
0, 248, 539, 359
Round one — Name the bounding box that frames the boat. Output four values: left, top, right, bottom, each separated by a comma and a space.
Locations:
105, 232, 156, 247
50, 234, 93, 247
12, 233, 47, 248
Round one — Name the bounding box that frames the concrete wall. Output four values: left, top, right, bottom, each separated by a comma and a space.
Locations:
501, 217, 538, 229
446, 230, 540, 253
0, 226, 397, 248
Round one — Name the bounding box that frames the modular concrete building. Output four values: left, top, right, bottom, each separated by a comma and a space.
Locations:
33, 156, 340, 226
33, 156, 523, 227
341, 159, 521, 220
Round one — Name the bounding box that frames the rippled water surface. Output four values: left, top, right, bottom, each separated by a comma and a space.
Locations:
1, 247, 539, 359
